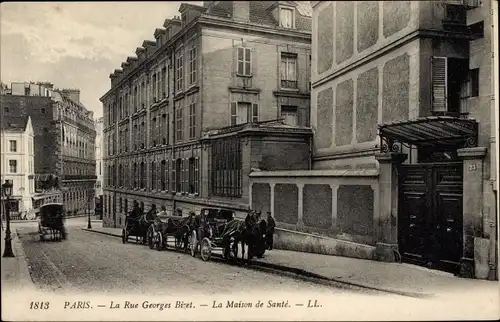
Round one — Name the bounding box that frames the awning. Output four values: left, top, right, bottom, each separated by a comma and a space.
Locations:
378, 116, 478, 152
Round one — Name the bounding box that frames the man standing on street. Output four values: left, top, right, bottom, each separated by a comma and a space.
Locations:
266, 212, 276, 250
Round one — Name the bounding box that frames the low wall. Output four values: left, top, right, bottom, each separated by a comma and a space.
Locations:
249, 169, 380, 250
274, 227, 375, 260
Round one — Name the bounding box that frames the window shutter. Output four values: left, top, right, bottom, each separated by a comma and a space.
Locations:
171, 159, 176, 192
252, 103, 259, 123
194, 157, 200, 194
230, 102, 237, 125
432, 57, 447, 112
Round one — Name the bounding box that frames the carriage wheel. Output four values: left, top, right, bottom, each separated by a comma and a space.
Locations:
148, 226, 155, 249
121, 229, 127, 244
175, 235, 183, 250
200, 238, 212, 261
190, 230, 197, 257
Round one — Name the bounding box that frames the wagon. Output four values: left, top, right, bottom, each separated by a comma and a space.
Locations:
122, 213, 155, 244
147, 214, 194, 252
38, 203, 67, 242
188, 208, 237, 261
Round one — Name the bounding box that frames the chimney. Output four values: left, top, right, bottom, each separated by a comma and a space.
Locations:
233, 1, 250, 22
61, 89, 81, 104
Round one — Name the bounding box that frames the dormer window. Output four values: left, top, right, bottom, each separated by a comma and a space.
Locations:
280, 8, 294, 28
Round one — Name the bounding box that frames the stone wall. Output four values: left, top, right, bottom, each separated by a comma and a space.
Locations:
250, 169, 379, 246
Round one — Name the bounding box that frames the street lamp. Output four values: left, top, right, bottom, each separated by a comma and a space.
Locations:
87, 196, 92, 229
2, 180, 15, 258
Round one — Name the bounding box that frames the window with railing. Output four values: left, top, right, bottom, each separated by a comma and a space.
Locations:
211, 137, 242, 197
281, 53, 297, 89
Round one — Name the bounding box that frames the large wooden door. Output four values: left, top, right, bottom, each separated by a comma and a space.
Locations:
399, 162, 463, 273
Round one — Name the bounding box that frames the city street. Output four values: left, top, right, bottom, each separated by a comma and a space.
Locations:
13, 217, 378, 296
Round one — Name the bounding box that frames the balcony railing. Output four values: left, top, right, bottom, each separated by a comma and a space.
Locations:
281, 80, 298, 89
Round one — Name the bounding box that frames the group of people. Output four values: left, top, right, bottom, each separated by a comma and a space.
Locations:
127, 201, 276, 251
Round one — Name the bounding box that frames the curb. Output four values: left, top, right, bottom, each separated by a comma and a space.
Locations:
80, 227, 427, 298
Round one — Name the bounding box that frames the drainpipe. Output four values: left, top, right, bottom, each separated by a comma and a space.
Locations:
490, 0, 499, 281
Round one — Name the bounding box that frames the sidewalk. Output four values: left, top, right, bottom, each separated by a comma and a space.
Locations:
81, 225, 499, 297
1, 226, 36, 292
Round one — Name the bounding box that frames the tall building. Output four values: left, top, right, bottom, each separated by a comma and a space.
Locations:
95, 117, 104, 197
249, 0, 498, 280
1, 82, 97, 215
100, 1, 312, 228
0, 115, 35, 219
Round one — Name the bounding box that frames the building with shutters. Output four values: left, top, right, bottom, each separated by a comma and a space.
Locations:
0, 115, 35, 219
248, 0, 498, 280
1, 82, 97, 216
100, 1, 312, 228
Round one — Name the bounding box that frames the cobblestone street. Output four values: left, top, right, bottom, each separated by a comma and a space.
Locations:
13, 218, 377, 296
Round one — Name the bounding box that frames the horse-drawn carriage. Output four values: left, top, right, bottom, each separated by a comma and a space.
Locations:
147, 214, 194, 251
122, 212, 155, 244
38, 203, 67, 242
189, 208, 267, 262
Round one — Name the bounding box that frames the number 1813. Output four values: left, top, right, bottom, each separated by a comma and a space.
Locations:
30, 301, 50, 309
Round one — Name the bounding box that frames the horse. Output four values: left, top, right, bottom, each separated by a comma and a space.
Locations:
221, 211, 264, 263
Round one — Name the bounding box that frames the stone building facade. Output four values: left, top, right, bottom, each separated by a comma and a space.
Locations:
100, 1, 312, 227
0, 115, 35, 219
1, 82, 97, 215
250, 0, 498, 280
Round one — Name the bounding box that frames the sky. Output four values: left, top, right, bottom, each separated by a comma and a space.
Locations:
0, 1, 202, 119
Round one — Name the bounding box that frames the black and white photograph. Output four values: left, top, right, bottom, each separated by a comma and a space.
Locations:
1, 1, 499, 321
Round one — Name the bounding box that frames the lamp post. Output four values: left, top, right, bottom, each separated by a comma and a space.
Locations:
87, 195, 92, 229
2, 180, 15, 257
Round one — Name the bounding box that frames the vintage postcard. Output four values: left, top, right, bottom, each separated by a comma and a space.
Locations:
1, 1, 499, 321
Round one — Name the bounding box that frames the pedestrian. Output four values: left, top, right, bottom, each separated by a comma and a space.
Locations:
146, 204, 157, 221
157, 205, 167, 218
265, 212, 275, 250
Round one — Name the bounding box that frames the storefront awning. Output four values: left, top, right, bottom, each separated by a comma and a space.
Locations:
378, 116, 478, 152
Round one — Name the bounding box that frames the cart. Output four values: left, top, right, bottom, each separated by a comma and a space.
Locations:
147, 214, 194, 252
122, 213, 154, 244
38, 203, 67, 242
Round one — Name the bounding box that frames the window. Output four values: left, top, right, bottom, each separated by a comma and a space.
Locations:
280, 8, 294, 28
189, 102, 196, 139
9, 160, 17, 173
162, 67, 167, 98
175, 106, 183, 142
140, 121, 145, 149
134, 86, 139, 112
140, 162, 145, 189
188, 157, 200, 194
160, 160, 167, 191
189, 46, 197, 85
176, 49, 184, 91
4, 107, 9, 113
152, 74, 157, 102
460, 68, 479, 115
133, 162, 137, 188
230, 102, 258, 125
211, 137, 242, 197
151, 161, 156, 190
175, 158, 182, 192
431, 56, 469, 115
152, 117, 157, 146
41, 108, 46, 114
9, 140, 17, 152
281, 105, 298, 126
162, 113, 168, 145
281, 53, 297, 88
237, 47, 252, 76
